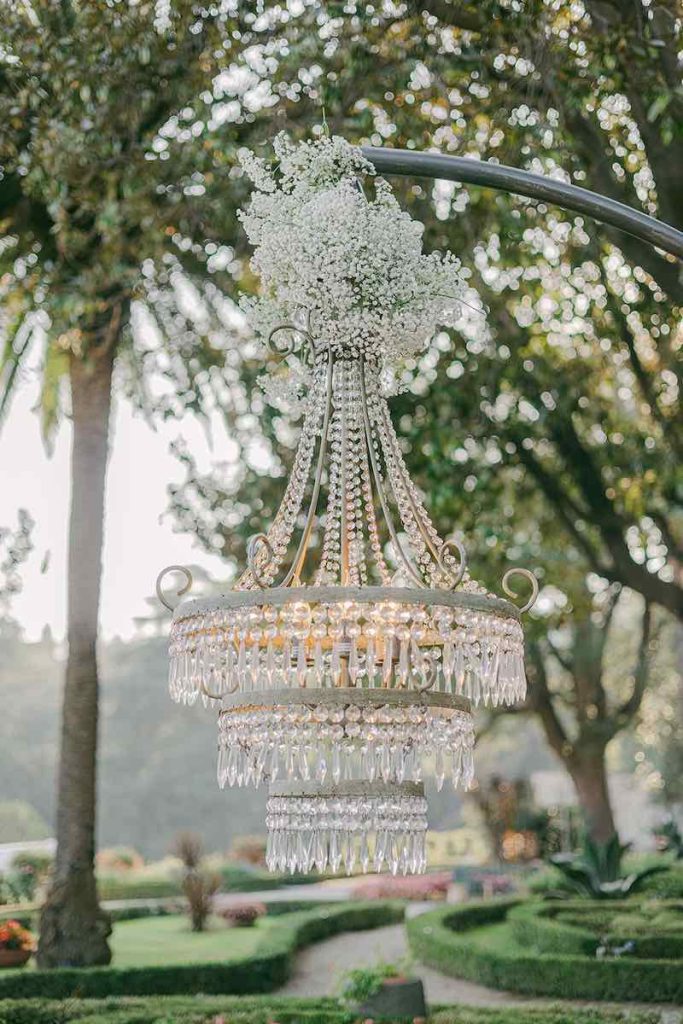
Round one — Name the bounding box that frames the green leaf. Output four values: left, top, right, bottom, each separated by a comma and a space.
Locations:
647, 93, 671, 122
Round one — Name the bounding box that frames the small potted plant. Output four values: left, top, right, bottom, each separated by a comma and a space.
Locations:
220, 902, 266, 927
0, 920, 35, 968
339, 960, 426, 1021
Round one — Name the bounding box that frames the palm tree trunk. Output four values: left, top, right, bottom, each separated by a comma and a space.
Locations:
37, 349, 114, 968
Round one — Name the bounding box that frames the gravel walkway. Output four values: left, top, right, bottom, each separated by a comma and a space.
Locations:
277, 921, 683, 1021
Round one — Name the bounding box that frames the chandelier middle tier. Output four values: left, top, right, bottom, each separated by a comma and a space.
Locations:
217, 688, 475, 791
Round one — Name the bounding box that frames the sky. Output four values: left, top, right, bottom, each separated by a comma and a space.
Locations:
0, 368, 232, 642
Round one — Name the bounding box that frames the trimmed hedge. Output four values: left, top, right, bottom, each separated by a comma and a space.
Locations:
96, 864, 281, 901
639, 865, 683, 899
0, 996, 348, 1024
0, 997, 665, 1024
0, 901, 403, 1000
508, 902, 596, 956
406, 899, 683, 1003
510, 900, 683, 960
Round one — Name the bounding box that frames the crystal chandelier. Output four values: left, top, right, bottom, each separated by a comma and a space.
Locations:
158, 135, 537, 876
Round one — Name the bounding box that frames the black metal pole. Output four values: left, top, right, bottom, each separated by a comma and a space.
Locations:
362, 147, 683, 260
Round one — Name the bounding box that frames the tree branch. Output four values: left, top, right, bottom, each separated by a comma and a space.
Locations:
617, 600, 652, 723
420, 0, 485, 32
527, 640, 571, 760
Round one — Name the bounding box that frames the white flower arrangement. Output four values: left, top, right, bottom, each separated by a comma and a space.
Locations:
238, 133, 465, 405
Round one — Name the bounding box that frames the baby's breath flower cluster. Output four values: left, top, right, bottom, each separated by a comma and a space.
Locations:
238, 134, 465, 369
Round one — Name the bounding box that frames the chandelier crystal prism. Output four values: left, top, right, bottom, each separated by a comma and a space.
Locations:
266, 782, 428, 876
158, 134, 538, 876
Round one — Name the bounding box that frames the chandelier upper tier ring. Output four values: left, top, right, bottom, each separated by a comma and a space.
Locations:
269, 779, 425, 800
171, 584, 523, 624
219, 686, 472, 715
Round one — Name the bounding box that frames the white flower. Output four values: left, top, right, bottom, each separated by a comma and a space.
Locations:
238, 134, 466, 382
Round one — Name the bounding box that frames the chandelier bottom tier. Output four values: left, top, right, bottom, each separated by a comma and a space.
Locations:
266, 781, 428, 876
218, 688, 475, 791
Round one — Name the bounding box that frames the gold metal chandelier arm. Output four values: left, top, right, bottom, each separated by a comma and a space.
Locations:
359, 359, 426, 589
156, 565, 193, 611
378, 401, 466, 589
377, 402, 444, 568
199, 678, 223, 700
278, 356, 333, 588
502, 567, 539, 614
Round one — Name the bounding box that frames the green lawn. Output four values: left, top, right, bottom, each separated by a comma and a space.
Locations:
109, 914, 270, 966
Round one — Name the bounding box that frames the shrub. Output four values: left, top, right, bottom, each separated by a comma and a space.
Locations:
466, 872, 515, 898
229, 834, 267, 866
106, 900, 183, 923
639, 865, 683, 899
0, 997, 664, 1024
0, 901, 404, 1000
96, 846, 144, 872
220, 902, 267, 927
550, 836, 668, 900
527, 866, 569, 898
172, 833, 220, 933
0, 919, 35, 952
351, 871, 451, 901
97, 874, 182, 901
406, 899, 683, 1002
217, 862, 283, 892
0, 852, 53, 904
338, 960, 407, 1006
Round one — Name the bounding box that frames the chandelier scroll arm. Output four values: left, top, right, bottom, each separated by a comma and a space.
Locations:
440, 536, 467, 590
199, 675, 237, 701
156, 565, 193, 612
267, 311, 316, 366
247, 533, 276, 590
359, 359, 427, 589
501, 567, 539, 614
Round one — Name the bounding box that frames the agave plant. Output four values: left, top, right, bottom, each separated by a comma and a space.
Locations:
550, 835, 669, 900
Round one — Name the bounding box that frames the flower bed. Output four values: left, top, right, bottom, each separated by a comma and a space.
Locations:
406, 899, 683, 1003
351, 871, 452, 901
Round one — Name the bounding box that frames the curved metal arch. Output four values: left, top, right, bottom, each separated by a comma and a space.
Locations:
362, 147, 683, 259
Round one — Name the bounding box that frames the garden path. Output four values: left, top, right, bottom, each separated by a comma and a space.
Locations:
276, 920, 683, 1022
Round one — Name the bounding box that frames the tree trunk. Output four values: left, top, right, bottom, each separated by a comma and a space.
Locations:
568, 746, 617, 845
37, 350, 114, 968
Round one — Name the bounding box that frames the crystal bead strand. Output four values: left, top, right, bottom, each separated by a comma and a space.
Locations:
236, 358, 328, 591
315, 359, 343, 585
378, 399, 456, 587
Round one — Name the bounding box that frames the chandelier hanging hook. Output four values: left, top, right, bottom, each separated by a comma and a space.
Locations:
155, 565, 193, 612
501, 567, 539, 614
247, 533, 276, 589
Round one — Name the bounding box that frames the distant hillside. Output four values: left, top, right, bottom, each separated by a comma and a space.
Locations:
0, 623, 554, 857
